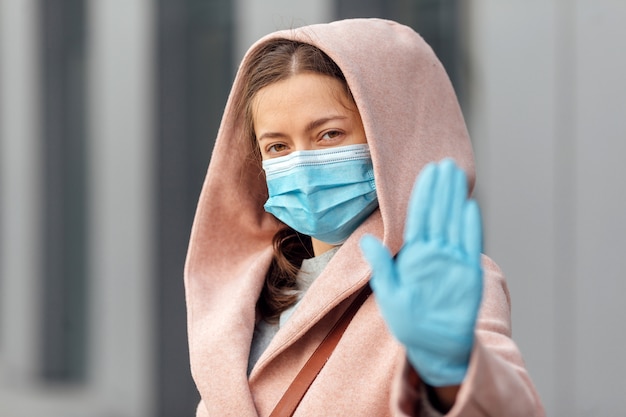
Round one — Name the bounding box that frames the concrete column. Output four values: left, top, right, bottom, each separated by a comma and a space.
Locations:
87, 0, 156, 415
0, 0, 43, 388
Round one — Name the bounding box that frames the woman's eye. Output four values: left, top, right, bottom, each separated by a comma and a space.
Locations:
321, 130, 343, 140
268, 143, 288, 154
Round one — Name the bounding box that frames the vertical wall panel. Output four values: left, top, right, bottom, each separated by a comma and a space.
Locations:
574, 1, 626, 415
468, 1, 626, 416
0, 0, 43, 387
156, 1, 234, 415
553, 1, 578, 414
87, 0, 155, 415
467, 1, 557, 414
40, 0, 88, 383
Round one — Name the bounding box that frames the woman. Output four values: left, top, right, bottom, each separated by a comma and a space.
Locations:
184, 18, 545, 416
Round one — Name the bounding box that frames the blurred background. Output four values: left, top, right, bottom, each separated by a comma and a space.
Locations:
1, 0, 624, 416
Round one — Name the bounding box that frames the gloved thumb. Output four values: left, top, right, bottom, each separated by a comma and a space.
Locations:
359, 234, 397, 297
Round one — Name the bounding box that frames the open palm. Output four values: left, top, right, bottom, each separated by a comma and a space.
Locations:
360, 159, 483, 386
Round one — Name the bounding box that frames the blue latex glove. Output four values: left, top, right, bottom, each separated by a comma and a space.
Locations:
360, 159, 483, 387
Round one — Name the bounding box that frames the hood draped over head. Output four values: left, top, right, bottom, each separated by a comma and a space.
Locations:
184, 18, 475, 410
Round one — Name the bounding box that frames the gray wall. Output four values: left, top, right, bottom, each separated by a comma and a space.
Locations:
468, 1, 626, 416
0, 0, 155, 415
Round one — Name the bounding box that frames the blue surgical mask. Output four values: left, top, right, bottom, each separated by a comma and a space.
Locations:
262, 144, 379, 245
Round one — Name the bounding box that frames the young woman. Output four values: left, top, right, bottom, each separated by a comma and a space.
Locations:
184, 18, 545, 416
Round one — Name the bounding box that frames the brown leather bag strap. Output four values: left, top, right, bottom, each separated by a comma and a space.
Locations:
269, 284, 373, 417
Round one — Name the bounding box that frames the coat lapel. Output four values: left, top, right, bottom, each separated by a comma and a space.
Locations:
249, 212, 382, 382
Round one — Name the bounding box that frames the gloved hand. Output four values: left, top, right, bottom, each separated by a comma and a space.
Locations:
360, 159, 483, 387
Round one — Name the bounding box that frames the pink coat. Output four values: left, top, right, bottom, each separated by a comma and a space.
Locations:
184, 18, 545, 416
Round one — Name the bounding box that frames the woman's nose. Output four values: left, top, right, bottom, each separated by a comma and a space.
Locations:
292, 139, 314, 152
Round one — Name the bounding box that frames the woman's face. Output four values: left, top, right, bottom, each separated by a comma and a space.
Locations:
252, 72, 366, 160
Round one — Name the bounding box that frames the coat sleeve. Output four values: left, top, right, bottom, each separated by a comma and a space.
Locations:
391, 256, 546, 417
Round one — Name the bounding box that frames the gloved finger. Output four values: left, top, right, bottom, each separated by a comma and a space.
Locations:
462, 199, 483, 261
404, 162, 436, 244
447, 167, 468, 248
360, 234, 397, 297
429, 159, 456, 243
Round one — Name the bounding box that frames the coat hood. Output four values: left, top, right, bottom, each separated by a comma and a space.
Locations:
184, 18, 475, 411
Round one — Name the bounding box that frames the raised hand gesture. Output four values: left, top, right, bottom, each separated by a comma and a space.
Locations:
360, 159, 483, 386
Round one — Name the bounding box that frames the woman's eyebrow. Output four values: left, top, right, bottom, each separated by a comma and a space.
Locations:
257, 131, 287, 142
305, 116, 348, 134
257, 115, 349, 142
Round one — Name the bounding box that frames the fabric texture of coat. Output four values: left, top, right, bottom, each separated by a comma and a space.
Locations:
184, 18, 545, 416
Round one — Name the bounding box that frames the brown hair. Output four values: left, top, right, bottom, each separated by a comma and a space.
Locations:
238, 39, 352, 322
